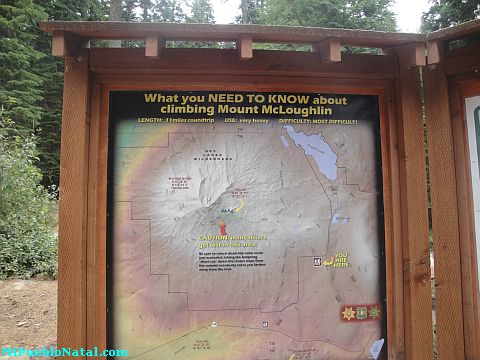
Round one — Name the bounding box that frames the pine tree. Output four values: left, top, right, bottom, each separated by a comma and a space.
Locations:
138, 0, 153, 21
184, 0, 215, 48
123, 0, 139, 21
36, 0, 107, 21
31, 0, 107, 186
258, 0, 397, 31
236, 0, 264, 24
189, 0, 215, 23
152, 0, 186, 22
32, 40, 64, 186
0, 0, 46, 132
121, 0, 141, 48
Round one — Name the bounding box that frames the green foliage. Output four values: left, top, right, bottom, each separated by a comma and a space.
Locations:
34, 0, 107, 21
138, 0, 153, 20
236, 0, 265, 24
152, 0, 186, 22
189, 0, 215, 23
0, 112, 58, 279
30, 0, 107, 186
258, 0, 397, 31
421, 0, 480, 32
181, 0, 217, 48
0, 0, 46, 132
31, 47, 64, 186
122, 0, 139, 21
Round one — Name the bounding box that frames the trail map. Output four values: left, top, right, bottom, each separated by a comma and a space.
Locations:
108, 91, 387, 360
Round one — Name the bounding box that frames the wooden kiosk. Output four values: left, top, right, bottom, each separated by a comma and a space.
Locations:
40, 20, 480, 359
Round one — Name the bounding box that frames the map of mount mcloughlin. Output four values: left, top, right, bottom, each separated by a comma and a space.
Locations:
109, 92, 386, 360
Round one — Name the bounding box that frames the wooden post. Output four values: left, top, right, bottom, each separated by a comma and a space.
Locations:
385, 43, 426, 68
52, 31, 89, 58
395, 65, 434, 359
427, 41, 440, 65
424, 62, 465, 360
145, 33, 164, 58
312, 38, 342, 63
57, 49, 90, 352
237, 36, 253, 60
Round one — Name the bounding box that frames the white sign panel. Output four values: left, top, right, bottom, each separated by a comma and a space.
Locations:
465, 95, 480, 278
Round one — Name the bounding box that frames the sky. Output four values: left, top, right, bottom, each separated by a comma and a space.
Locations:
211, 0, 432, 33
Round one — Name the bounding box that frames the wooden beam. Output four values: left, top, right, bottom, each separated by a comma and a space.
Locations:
427, 40, 441, 65
312, 38, 342, 63
52, 30, 89, 58
237, 36, 253, 60
57, 48, 90, 350
424, 62, 465, 360
89, 48, 399, 80
145, 33, 164, 58
445, 42, 480, 77
387, 43, 426, 68
427, 19, 480, 42
395, 65, 433, 359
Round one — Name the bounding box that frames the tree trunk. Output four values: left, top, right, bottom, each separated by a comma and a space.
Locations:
241, 0, 248, 24
109, 0, 122, 47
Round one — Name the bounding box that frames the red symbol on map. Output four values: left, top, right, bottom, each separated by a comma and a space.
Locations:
219, 221, 227, 236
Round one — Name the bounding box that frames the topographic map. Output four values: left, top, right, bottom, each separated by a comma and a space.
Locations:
108, 91, 386, 360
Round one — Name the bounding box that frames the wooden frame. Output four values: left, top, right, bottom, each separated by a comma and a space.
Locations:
81, 47, 417, 359
423, 32, 480, 360
447, 80, 480, 359
459, 81, 480, 359
56, 49, 90, 350
395, 64, 433, 359
42, 20, 480, 360
424, 61, 466, 360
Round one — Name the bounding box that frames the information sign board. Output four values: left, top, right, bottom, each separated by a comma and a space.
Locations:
107, 91, 387, 359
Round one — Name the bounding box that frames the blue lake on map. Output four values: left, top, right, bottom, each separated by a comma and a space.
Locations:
283, 125, 338, 180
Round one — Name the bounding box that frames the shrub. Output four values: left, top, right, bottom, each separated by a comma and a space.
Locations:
0, 111, 58, 279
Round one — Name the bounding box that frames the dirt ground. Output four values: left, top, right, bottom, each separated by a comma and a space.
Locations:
0, 279, 57, 350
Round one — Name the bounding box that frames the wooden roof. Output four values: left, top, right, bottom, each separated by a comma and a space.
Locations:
427, 19, 480, 41
39, 20, 480, 65
39, 21, 425, 48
